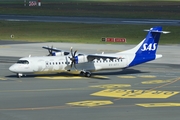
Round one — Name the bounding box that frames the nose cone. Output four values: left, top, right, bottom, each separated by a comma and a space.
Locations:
9, 65, 16, 73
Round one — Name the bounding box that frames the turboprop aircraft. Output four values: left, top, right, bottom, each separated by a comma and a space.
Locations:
9, 26, 169, 78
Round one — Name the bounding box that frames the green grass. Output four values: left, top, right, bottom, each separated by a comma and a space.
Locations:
0, 1, 179, 44
0, 21, 179, 44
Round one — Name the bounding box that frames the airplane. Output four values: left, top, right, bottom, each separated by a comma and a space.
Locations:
9, 26, 169, 78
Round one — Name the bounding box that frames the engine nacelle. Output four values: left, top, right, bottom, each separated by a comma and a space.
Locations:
52, 52, 69, 56
75, 55, 88, 64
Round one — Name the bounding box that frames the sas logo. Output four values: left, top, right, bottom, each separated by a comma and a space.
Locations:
141, 43, 157, 51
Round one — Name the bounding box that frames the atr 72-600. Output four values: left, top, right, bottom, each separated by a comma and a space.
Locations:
9, 26, 169, 78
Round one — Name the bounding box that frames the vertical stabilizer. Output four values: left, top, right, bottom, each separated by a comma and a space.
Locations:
127, 26, 169, 67
136, 26, 162, 55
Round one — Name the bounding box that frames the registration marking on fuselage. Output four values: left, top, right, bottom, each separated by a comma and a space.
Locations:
91, 89, 179, 98
136, 103, 180, 107
67, 100, 113, 107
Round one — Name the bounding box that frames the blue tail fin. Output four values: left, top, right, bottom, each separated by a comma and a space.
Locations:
136, 26, 162, 55
128, 26, 169, 67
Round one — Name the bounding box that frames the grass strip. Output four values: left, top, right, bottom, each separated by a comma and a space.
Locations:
0, 21, 179, 44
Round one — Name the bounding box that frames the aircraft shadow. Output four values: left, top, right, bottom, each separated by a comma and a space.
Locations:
93, 68, 148, 76
6, 68, 148, 80
7, 72, 75, 78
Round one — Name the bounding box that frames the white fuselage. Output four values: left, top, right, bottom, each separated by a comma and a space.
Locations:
9, 54, 130, 75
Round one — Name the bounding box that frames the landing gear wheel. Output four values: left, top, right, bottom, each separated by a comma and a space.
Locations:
85, 72, 91, 77
80, 71, 91, 77
85, 71, 91, 77
17, 73, 23, 78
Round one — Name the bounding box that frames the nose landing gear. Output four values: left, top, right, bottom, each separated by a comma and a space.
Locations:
17, 73, 23, 78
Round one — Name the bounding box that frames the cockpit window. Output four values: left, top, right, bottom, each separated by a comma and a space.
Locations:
17, 60, 29, 64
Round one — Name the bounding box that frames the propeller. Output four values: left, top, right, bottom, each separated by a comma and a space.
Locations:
69, 47, 77, 69
47, 45, 53, 56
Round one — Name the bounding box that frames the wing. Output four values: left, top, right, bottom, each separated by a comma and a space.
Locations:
42, 46, 63, 52
42, 46, 70, 56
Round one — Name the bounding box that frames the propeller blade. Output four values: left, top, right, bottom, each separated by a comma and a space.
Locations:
50, 45, 53, 55
74, 50, 77, 57
70, 61, 74, 68
70, 47, 73, 57
47, 46, 51, 56
48, 45, 54, 56
69, 47, 78, 70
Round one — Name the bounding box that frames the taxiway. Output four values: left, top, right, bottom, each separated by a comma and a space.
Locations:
0, 42, 180, 120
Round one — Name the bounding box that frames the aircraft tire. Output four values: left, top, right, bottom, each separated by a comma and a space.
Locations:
80, 71, 91, 77
85, 71, 91, 77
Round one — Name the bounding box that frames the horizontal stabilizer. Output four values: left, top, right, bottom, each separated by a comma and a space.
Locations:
144, 29, 170, 34
156, 54, 162, 59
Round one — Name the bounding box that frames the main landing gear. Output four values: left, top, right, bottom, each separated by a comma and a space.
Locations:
80, 71, 92, 77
